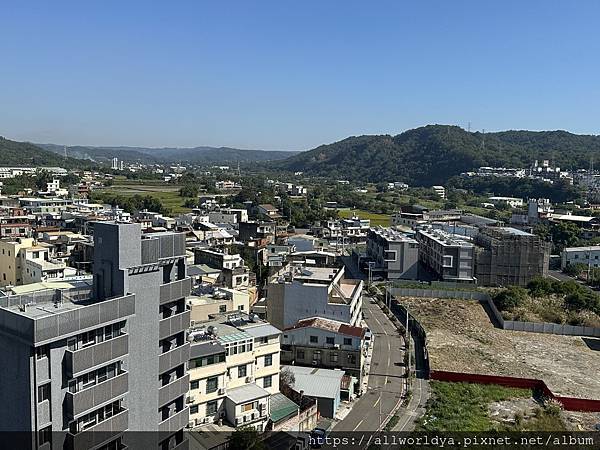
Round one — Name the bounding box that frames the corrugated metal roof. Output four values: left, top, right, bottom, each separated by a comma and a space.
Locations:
269, 392, 299, 423
283, 365, 344, 400
226, 383, 270, 404
243, 323, 282, 339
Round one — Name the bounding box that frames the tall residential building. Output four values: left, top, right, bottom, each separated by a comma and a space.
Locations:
416, 227, 476, 283
474, 226, 550, 286
111, 157, 119, 170
187, 312, 281, 431
0, 223, 192, 450
366, 228, 419, 280
266, 265, 363, 330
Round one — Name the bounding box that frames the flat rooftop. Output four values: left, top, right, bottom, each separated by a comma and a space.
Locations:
283, 365, 344, 400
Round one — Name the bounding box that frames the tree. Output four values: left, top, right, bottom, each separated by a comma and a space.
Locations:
279, 367, 296, 392
229, 427, 265, 450
179, 184, 199, 198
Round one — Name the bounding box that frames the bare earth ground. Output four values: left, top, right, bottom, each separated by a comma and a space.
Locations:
400, 297, 600, 400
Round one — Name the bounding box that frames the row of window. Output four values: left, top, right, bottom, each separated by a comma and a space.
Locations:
296, 349, 357, 364
304, 335, 353, 346
69, 401, 123, 434
67, 322, 125, 352
189, 353, 226, 369
190, 376, 219, 393
190, 399, 218, 415
69, 362, 122, 393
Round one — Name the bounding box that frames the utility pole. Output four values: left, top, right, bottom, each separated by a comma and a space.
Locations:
406, 306, 410, 377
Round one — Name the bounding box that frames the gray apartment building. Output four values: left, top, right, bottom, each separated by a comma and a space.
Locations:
366, 228, 419, 280
415, 227, 476, 283
474, 226, 550, 286
0, 223, 192, 450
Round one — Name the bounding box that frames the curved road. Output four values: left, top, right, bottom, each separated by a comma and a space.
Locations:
333, 297, 405, 432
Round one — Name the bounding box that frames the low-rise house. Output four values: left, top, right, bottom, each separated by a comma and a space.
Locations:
282, 366, 345, 418
281, 317, 366, 391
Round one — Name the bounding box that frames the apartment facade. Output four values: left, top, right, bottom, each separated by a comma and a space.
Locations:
366, 228, 419, 280
0, 223, 192, 450
416, 227, 476, 283
266, 265, 363, 330
187, 313, 281, 431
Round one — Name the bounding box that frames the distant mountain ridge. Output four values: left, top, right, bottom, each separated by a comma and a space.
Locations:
273, 125, 600, 185
39, 143, 298, 164
0, 137, 87, 168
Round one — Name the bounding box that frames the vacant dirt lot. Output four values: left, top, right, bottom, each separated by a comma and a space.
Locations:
401, 297, 600, 400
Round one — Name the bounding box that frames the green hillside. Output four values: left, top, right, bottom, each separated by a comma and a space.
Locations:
273, 125, 600, 185
0, 137, 86, 168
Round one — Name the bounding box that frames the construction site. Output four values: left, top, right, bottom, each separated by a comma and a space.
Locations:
400, 296, 600, 400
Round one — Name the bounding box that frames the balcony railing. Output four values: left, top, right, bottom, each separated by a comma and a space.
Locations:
159, 309, 190, 340
158, 407, 189, 433
159, 278, 192, 306
65, 334, 128, 377
158, 374, 189, 408
66, 372, 129, 418
158, 343, 190, 375
67, 409, 128, 450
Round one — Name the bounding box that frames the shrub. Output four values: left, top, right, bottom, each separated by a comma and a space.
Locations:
493, 286, 528, 311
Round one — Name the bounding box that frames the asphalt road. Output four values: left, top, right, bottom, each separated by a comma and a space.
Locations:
333, 297, 405, 432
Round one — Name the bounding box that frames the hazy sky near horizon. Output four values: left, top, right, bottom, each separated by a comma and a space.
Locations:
2, 1, 599, 151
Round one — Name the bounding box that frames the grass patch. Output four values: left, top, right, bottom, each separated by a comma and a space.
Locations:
338, 209, 390, 226
417, 381, 530, 431
384, 415, 400, 431
96, 184, 193, 214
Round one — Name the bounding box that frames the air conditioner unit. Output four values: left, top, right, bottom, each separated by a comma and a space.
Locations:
218, 388, 225, 395
312, 360, 318, 365
245, 376, 253, 383
186, 397, 194, 404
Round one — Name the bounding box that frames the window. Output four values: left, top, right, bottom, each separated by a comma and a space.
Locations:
190, 380, 199, 390
264, 354, 273, 366
38, 425, 52, 446
238, 365, 247, 378
326, 337, 334, 345
347, 354, 357, 364
330, 353, 338, 363
206, 377, 218, 393
82, 331, 96, 348
219, 304, 227, 313
206, 400, 218, 415
190, 405, 199, 414
297, 350, 305, 360
309, 336, 318, 344
313, 350, 321, 361
97, 367, 108, 383
38, 383, 50, 403
343, 338, 352, 346
263, 375, 272, 388
36, 345, 49, 360
242, 402, 253, 412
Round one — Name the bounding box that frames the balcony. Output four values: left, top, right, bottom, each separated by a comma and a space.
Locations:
65, 334, 128, 377
159, 374, 189, 408
66, 372, 129, 418
159, 278, 192, 306
159, 343, 190, 374
159, 309, 190, 340
158, 407, 189, 433
67, 409, 128, 450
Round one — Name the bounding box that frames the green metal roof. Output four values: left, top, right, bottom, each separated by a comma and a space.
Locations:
269, 392, 298, 423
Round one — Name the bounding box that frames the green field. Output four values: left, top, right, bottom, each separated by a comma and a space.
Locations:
96, 183, 192, 214
417, 381, 566, 432
337, 209, 391, 226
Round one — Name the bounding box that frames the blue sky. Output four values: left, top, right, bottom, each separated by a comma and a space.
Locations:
1, 1, 599, 150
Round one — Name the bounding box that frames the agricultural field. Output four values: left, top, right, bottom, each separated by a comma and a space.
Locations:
95, 182, 192, 214
337, 208, 390, 226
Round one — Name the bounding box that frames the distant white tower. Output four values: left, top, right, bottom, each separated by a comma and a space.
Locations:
119, 160, 124, 171
112, 157, 118, 170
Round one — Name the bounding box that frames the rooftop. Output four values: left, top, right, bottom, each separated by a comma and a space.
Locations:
284, 317, 365, 338
270, 392, 299, 423
226, 383, 270, 404
283, 365, 344, 400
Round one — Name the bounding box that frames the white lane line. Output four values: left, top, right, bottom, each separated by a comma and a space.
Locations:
353, 419, 364, 431
374, 396, 380, 407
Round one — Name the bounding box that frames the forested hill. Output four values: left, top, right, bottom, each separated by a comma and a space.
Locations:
0, 137, 86, 168
39, 143, 298, 164
273, 125, 600, 185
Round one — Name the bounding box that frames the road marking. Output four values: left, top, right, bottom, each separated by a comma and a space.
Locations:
353, 419, 364, 431
374, 397, 380, 407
